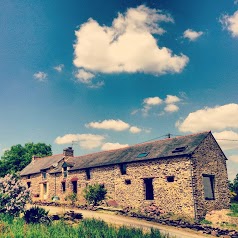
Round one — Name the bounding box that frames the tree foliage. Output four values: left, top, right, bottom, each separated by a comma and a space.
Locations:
83, 184, 107, 206
0, 142, 52, 177
229, 175, 238, 202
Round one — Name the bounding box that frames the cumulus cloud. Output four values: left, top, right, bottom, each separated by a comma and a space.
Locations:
165, 95, 181, 104
33, 71, 47, 82
86, 119, 144, 134
142, 96, 163, 115
55, 133, 105, 149
213, 130, 238, 150
220, 11, 238, 37
86, 119, 130, 131
129, 126, 142, 134
183, 29, 203, 41
229, 155, 238, 163
54, 64, 64, 72
134, 94, 181, 116
73, 5, 188, 76
101, 142, 129, 151
164, 104, 179, 112
143, 97, 163, 106
75, 69, 104, 88
177, 103, 238, 133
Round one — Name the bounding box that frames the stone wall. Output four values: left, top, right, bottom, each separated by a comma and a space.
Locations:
191, 133, 230, 219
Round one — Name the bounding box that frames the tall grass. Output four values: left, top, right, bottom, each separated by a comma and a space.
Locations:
0, 215, 170, 238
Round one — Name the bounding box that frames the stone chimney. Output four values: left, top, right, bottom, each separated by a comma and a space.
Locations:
63, 147, 74, 157
32, 155, 41, 164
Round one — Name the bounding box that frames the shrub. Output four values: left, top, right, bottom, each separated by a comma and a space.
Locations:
65, 192, 77, 205
0, 173, 30, 216
23, 206, 50, 224
83, 184, 107, 206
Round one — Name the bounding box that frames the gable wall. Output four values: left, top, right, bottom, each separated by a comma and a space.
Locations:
191, 133, 230, 219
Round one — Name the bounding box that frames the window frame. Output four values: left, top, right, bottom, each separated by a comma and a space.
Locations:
202, 174, 215, 200
62, 182, 66, 193
42, 171, 47, 180
144, 178, 154, 200
120, 163, 127, 175
86, 168, 91, 180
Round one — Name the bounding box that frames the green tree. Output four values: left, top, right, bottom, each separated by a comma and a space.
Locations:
83, 184, 107, 206
0, 142, 52, 177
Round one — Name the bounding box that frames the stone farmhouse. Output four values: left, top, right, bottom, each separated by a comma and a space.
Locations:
20, 131, 230, 219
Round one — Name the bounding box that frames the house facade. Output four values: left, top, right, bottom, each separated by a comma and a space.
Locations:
20, 131, 230, 219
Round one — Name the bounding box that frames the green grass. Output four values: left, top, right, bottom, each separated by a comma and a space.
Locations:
0, 215, 170, 238
228, 203, 238, 217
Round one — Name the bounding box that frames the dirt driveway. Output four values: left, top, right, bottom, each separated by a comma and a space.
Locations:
29, 205, 213, 238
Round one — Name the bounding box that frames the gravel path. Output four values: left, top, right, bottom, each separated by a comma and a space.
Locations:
28, 205, 213, 238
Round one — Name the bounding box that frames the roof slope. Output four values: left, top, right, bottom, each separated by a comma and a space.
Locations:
21, 131, 210, 176
20, 154, 64, 176
66, 131, 210, 171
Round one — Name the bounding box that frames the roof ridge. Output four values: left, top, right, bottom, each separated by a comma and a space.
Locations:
72, 131, 210, 159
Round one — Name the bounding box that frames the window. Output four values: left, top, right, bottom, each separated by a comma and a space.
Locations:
166, 176, 175, 182
27, 182, 31, 188
86, 169, 91, 180
172, 146, 187, 153
72, 181, 77, 194
27, 175, 31, 179
43, 183, 47, 195
137, 152, 149, 158
144, 178, 154, 200
125, 179, 131, 185
62, 182, 66, 193
203, 174, 215, 200
120, 163, 127, 175
63, 167, 68, 178
42, 171, 47, 180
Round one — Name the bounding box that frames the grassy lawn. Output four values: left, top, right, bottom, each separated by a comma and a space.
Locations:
0, 215, 170, 238
228, 203, 238, 217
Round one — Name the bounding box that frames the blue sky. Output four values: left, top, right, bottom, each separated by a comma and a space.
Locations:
0, 0, 238, 179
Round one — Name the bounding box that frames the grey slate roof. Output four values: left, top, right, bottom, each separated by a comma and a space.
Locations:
21, 131, 211, 176
66, 131, 210, 171
20, 154, 64, 176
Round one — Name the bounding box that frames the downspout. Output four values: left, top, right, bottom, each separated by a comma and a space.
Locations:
189, 155, 198, 221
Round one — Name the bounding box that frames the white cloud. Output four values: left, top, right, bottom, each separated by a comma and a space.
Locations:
129, 126, 142, 134
164, 104, 179, 112
165, 95, 181, 104
220, 11, 238, 37
75, 69, 104, 88
141, 96, 163, 115
75, 69, 95, 84
86, 119, 130, 131
135, 94, 181, 116
183, 29, 203, 41
143, 97, 163, 106
229, 155, 238, 163
54, 64, 64, 72
73, 5, 188, 76
213, 130, 238, 150
55, 133, 105, 149
177, 103, 238, 133
33, 71, 47, 82
101, 142, 129, 151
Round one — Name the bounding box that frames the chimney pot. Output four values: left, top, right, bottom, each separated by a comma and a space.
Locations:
63, 147, 74, 157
